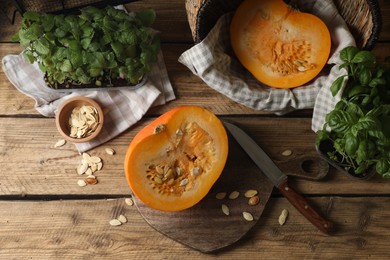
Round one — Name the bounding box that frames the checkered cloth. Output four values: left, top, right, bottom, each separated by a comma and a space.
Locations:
179, 0, 355, 131
2, 50, 175, 153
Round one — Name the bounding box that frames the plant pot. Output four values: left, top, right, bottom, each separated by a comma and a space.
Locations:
44, 74, 147, 92
316, 139, 376, 180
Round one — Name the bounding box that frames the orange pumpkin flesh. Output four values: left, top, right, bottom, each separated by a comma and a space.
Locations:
124, 106, 228, 212
230, 0, 331, 88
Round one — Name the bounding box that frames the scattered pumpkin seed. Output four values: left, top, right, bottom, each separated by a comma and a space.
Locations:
77, 162, 89, 175
243, 211, 254, 221
89, 156, 101, 163
125, 198, 134, 206
109, 219, 122, 226
54, 139, 66, 148
248, 195, 260, 206
244, 189, 258, 198
228, 191, 240, 200
105, 148, 115, 155
85, 177, 98, 185
77, 179, 87, 187
216, 192, 227, 200
117, 214, 127, 223
281, 149, 293, 156
221, 204, 230, 216
279, 209, 289, 225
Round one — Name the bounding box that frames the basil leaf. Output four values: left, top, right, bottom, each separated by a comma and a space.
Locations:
345, 133, 359, 156
351, 50, 375, 64
340, 46, 358, 62
376, 159, 389, 175
359, 67, 371, 86
330, 76, 345, 96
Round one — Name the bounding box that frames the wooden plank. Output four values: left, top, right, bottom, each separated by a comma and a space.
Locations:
1, 42, 389, 117
0, 197, 388, 259
1, 0, 389, 43
0, 117, 388, 196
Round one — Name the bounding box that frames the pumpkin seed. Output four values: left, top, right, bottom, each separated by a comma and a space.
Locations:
89, 156, 101, 163
125, 198, 134, 206
191, 167, 200, 176
77, 179, 87, 187
281, 149, 293, 156
228, 191, 240, 200
248, 196, 260, 206
297, 66, 307, 72
216, 192, 227, 200
85, 176, 98, 185
244, 189, 258, 198
109, 219, 122, 226
243, 212, 254, 221
77, 162, 89, 175
278, 209, 289, 225
54, 139, 66, 148
221, 204, 230, 216
105, 148, 115, 155
117, 214, 127, 223
155, 165, 164, 175
69, 105, 99, 138
154, 176, 163, 184
179, 178, 189, 186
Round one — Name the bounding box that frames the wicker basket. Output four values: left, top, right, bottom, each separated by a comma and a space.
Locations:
185, 0, 382, 50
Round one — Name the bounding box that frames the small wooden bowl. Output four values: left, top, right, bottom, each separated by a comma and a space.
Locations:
55, 96, 104, 143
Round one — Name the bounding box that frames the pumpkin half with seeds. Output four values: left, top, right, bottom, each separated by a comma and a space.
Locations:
230, 0, 331, 88
124, 106, 228, 211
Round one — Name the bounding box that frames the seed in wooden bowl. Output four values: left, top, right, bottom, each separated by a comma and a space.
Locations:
216, 192, 227, 200
244, 189, 258, 198
221, 204, 230, 216
243, 211, 254, 221
54, 139, 66, 148
248, 195, 260, 206
125, 198, 134, 206
228, 191, 240, 199
278, 209, 289, 225
109, 219, 122, 226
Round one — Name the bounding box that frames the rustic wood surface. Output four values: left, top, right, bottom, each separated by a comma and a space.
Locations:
0, 0, 389, 259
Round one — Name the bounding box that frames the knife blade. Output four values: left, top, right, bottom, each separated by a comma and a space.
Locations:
223, 121, 334, 234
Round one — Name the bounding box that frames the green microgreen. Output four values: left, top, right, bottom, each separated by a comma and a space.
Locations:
12, 6, 160, 88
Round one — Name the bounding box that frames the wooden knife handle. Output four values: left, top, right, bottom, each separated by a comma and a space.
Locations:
278, 178, 334, 234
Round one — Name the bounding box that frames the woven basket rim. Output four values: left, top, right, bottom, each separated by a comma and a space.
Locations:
191, 0, 382, 49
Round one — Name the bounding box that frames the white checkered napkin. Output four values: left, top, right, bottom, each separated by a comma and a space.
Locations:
179, 0, 355, 118
2, 50, 175, 153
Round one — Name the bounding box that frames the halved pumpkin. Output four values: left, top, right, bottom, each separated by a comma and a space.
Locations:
230, 0, 331, 88
124, 106, 228, 212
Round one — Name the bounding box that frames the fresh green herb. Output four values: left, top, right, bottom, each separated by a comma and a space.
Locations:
12, 6, 160, 88
316, 46, 390, 178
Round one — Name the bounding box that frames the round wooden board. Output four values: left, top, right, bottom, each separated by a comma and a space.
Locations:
132, 132, 274, 253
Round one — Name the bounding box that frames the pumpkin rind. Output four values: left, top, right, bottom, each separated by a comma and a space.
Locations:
230, 0, 331, 89
124, 106, 228, 212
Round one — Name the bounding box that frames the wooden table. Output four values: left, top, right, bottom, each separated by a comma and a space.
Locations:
0, 0, 389, 259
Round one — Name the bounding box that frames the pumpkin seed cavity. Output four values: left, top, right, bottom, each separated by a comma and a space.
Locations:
146, 122, 216, 196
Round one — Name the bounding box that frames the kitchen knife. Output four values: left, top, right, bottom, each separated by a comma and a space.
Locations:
223, 121, 334, 234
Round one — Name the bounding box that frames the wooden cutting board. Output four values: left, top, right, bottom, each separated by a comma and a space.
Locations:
132, 132, 274, 253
